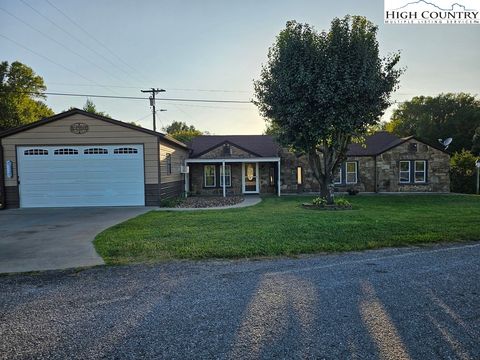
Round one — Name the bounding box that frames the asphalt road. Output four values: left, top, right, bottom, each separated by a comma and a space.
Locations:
1, 243, 479, 360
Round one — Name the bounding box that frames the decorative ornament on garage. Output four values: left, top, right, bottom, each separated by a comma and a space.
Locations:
70, 123, 89, 134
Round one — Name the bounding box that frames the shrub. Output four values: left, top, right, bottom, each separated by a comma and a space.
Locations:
450, 150, 477, 194
347, 189, 359, 195
312, 197, 327, 206
160, 197, 184, 208
335, 197, 352, 208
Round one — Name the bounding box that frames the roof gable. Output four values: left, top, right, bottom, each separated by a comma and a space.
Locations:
188, 135, 279, 158
0, 108, 187, 149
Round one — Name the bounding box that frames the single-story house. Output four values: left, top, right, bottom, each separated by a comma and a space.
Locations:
185, 132, 450, 196
0, 109, 450, 208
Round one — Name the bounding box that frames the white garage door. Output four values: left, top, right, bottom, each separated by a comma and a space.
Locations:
17, 145, 145, 208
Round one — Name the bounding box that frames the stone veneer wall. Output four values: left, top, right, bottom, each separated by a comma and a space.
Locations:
376, 138, 450, 192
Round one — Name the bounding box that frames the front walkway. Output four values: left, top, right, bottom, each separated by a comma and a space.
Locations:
157, 196, 262, 211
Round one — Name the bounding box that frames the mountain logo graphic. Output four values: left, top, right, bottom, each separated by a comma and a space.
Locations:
392, 0, 476, 11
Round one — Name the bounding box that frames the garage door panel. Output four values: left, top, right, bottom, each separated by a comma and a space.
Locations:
17, 145, 146, 207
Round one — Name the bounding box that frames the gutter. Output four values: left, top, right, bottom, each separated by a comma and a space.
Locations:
0, 144, 5, 209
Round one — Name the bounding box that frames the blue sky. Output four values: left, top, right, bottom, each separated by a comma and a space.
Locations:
1, 0, 479, 134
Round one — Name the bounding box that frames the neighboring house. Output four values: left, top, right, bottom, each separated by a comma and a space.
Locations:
186, 132, 450, 196
0, 109, 188, 208
0, 110, 450, 209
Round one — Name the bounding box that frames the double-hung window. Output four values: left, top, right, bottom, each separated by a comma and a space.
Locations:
414, 160, 426, 183
220, 165, 231, 187
399, 161, 411, 183
166, 153, 172, 175
345, 162, 357, 184
204, 165, 216, 187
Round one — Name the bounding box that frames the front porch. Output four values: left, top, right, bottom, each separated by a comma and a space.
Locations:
185, 158, 281, 197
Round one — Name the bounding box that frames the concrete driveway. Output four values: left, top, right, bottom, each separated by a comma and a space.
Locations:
0, 207, 151, 273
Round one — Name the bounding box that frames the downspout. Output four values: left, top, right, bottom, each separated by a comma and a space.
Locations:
0, 144, 5, 209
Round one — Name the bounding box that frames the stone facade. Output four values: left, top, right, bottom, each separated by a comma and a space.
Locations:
187, 137, 450, 196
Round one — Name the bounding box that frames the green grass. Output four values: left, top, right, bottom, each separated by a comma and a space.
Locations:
93, 195, 480, 265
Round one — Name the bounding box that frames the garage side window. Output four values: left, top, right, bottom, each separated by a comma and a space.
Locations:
84, 148, 108, 154
24, 149, 48, 155
54, 148, 78, 155
166, 153, 172, 175
114, 147, 138, 154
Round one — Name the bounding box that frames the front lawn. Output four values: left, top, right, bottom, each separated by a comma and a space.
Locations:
94, 195, 480, 265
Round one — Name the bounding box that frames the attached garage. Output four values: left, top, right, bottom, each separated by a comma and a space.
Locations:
0, 109, 188, 208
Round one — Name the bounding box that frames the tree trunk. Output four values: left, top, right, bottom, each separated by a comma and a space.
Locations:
308, 149, 335, 205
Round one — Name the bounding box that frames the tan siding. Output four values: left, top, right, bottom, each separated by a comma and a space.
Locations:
1, 113, 159, 186
159, 140, 188, 183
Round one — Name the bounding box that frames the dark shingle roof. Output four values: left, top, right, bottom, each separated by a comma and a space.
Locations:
347, 131, 404, 156
188, 135, 279, 158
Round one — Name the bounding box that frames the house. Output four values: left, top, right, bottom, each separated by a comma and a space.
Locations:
0, 110, 450, 209
185, 132, 450, 196
0, 109, 188, 208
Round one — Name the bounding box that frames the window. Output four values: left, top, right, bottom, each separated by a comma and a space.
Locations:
114, 147, 138, 154
399, 161, 410, 183
345, 162, 357, 184
414, 160, 426, 183
24, 149, 48, 155
296, 166, 303, 185
269, 167, 275, 185
166, 153, 172, 175
204, 165, 216, 187
84, 148, 108, 154
334, 167, 342, 184
54, 148, 78, 155
220, 165, 231, 187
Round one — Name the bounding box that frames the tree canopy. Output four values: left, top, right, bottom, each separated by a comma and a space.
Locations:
0, 61, 54, 131
163, 121, 203, 143
254, 16, 402, 202
385, 93, 480, 155
78, 99, 111, 118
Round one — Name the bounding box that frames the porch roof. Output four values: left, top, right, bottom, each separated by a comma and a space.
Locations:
187, 135, 279, 158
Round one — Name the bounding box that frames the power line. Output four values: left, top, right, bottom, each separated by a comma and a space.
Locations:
0, 6, 125, 92
18, 0, 140, 86
44, 0, 150, 83
0, 34, 121, 93
0, 90, 253, 104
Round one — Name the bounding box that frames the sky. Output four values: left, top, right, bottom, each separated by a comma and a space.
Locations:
1, 0, 479, 134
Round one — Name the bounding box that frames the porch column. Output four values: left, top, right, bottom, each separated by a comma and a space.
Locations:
277, 159, 281, 197
184, 161, 189, 198
222, 160, 226, 198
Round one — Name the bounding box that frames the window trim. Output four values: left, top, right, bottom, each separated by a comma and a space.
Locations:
345, 161, 358, 184
399, 160, 411, 183
204, 165, 216, 188
414, 160, 427, 183
220, 165, 232, 187
166, 153, 172, 175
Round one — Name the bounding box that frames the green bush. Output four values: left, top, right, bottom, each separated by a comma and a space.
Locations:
335, 198, 352, 208
450, 150, 478, 194
312, 197, 327, 206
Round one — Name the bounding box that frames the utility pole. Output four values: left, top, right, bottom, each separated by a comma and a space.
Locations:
141, 88, 165, 132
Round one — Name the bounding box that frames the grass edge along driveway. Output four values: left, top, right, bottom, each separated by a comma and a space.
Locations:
93, 195, 480, 265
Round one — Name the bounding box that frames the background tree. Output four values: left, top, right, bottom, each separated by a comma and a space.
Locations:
450, 150, 478, 194
79, 99, 111, 118
254, 17, 402, 203
385, 93, 480, 154
0, 61, 53, 131
163, 121, 203, 143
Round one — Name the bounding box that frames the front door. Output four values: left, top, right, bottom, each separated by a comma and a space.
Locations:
243, 162, 259, 193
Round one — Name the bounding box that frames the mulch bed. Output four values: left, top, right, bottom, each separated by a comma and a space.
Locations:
302, 203, 352, 211
175, 196, 244, 208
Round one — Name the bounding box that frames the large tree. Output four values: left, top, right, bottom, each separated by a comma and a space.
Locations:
163, 121, 203, 143
0, 61, 53, 131
385, 93, 480, 154
254, 17, 402, 203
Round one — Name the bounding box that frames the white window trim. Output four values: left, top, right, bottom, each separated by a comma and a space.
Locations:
220, 165, 231, 187
204, 165, 216, 188
399, 161, 411, 183
334, 167, 342, 184
345, 162, 358, 184
414, 160, 426, 183
296, 166, 303, 185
